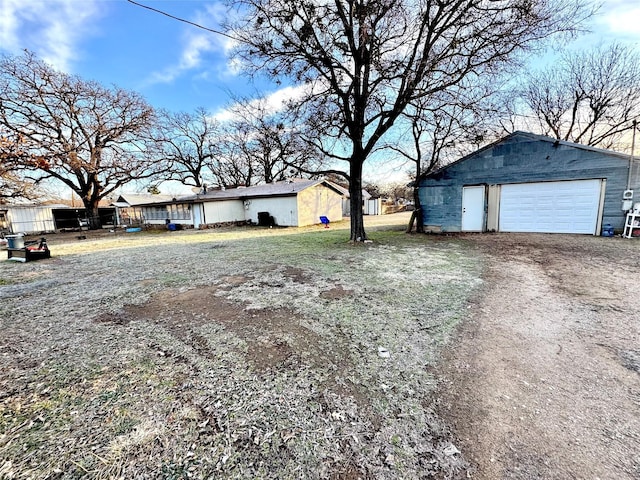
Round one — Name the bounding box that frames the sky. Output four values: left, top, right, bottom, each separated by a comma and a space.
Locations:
0, 0, 248, 116
1, 0, 640, 185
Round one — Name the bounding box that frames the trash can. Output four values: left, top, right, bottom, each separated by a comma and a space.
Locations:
601, 224, 614, 237
6, 234, 24, 249
258, 212, 271, 226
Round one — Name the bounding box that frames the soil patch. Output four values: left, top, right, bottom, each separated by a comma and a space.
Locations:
319, 285, 354, 300
97, 283, 358, 386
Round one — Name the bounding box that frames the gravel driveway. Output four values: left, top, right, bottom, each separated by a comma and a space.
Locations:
438, 233, 640, 479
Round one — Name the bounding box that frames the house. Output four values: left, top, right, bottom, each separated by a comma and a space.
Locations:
418, 131, 640, 234
112, 178, 344, 229
195, 178, 344, 227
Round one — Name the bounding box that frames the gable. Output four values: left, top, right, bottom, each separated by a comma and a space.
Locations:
421, 131, 632, 187
115, 193, 176, 206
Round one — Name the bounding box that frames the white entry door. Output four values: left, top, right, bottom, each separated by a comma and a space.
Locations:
462, 185, 485, 231
192, 204, 202, 229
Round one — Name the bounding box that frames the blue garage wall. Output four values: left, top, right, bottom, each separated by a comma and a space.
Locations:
419, 132, 638, 232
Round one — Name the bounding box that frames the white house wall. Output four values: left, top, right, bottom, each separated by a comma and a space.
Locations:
246, 197, 298, 226
203, 199, 246, 224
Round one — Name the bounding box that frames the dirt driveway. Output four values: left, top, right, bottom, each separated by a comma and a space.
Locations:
438, 234, 640, 479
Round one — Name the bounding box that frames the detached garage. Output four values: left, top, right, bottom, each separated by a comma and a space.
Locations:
419, 131, 640, 234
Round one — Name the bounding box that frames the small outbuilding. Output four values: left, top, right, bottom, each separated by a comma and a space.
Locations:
0, 203, 117, 234
419, 131, 640, 234
0, 204, 59, 234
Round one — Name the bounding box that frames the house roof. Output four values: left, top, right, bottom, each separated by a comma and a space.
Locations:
0, 203, 69, 209
192, 178, 345, 202
112, 179, 346, 208
423, 130, 632, 180
330, 183, 372, 199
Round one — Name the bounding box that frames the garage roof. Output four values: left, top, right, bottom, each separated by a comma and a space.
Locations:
192, 178, 345, 201
422, 131, 631, 180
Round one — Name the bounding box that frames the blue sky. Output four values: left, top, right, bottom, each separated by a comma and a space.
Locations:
1, 0, 640, 187
1, 0, 257, 115
2, 0, 640, 116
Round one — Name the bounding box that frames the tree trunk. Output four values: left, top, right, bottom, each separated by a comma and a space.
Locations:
407, 160, 424, 233
413, 185, 424, 233
82, 199, 102, 230
406, 186, 424, 233
406, 210, 417, 233
349, 160, 367, 242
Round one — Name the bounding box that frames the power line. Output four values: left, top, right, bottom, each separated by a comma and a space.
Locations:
126, 0, 237, 41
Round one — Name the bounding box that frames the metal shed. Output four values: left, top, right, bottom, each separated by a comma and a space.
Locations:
1, 205, 58, 234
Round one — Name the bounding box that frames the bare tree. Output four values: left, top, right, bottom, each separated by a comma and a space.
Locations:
227, 0, 592, 241
0, 171, 43, 202
381, 181, 411, 204
391, 85, 500, 232
217, 96, 315, 186
154, 108, 218, 188
0, 131, 45, 201
511, 43, 640, 149
0, 51, 160, 228
214, 117, 257, 187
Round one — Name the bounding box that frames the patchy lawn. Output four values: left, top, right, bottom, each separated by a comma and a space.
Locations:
0, 214, 483, 479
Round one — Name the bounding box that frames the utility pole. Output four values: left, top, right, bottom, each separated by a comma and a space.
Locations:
628, 119, 637, 191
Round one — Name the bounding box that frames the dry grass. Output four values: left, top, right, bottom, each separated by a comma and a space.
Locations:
0, 213, 483, 479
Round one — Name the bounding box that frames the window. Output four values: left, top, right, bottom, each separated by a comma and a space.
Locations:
142, 206, 168, 221
168, 204, 191, 220
427, 187, 445, 206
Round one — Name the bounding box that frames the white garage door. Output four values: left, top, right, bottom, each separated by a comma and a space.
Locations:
499, 180, 603, 234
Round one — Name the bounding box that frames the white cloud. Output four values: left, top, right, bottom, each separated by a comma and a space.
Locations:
0, 0, 103, 72
146, 2, 232, 85
147, 31, 219, 84
596, 0, 640, 40
212, 84, 309, 122
261, 85, 308, 112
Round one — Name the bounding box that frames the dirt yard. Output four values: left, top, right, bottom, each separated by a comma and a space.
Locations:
1, 217, 639, 479
0, 215, 477, 479
438, 233, 640, 479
